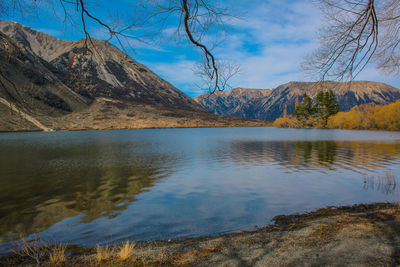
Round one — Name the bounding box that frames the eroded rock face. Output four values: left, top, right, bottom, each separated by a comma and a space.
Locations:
194, 88, 273, 119
0, 19, 206, 113
195, 82, 400, 121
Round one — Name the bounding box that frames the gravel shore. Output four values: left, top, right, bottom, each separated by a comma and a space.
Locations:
2, 203, 400, 266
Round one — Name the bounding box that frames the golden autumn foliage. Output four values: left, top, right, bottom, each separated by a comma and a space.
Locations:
328, 100, 400, 131
273, 116, 324, 128
273, 117, 302, 128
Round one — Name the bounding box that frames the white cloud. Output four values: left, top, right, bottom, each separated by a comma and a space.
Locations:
144, 59, 207, 95
145, 0, 322, 93
355, 66, 400, 87
133, 0, 400, 95
148, 60, 198, 84
230, 42, 319, 89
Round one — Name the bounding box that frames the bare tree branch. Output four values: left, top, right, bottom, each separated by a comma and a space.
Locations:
195, 60, 241, 94
182, 0, 219, 93
303, 0, 384, 80
0, 0, 239, 105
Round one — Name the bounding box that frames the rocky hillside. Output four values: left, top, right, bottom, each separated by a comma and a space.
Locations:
0, 20, 266, 131
194, 88, 272, 118
195, 81, 400, 121
0, 20, 271, 131
0, 20, 205, 113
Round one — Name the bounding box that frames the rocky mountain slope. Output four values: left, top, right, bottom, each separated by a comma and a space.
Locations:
0, 20, 272, 131
195, 88, 272, 118
195, 81, 400, 121
0, 20, 204, 113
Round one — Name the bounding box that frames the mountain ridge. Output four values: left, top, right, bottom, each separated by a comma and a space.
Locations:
0, 20, 272, 131
0, 19, 205, 113
195, 81, 400, 121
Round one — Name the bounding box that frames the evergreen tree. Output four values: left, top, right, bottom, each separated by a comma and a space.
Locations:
292, 90, 339, 128
293, 93, 314, 126
313, 90, 339, 127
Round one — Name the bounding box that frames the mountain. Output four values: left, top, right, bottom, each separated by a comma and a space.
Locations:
194, 88, 272, 118
0, 20, 270, 131
195, 81, 400, 121
0, 20, 205, 112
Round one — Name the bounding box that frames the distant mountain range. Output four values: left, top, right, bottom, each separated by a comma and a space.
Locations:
0, 20, 270, 131
2, 20, 399, 130
195, 81, 400, 121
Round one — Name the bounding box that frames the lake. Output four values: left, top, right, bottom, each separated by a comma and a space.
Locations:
1, 127, 400, 253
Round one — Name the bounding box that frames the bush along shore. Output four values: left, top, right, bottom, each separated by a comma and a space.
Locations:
274, 94, 400, 131
1, 202, 400, 266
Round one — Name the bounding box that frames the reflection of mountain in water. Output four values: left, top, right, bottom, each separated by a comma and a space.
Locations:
226, 141, 400, 173
0, 141, 175, 243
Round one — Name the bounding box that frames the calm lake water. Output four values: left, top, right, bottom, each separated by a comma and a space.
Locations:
1, 127, 400, 252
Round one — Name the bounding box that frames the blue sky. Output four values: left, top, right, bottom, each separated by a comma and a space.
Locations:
2, 0, 400, 97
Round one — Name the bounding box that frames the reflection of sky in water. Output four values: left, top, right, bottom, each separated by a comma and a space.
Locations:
1, 127, 400, 252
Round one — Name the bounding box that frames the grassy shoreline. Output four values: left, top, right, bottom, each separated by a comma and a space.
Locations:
2, 202, 400, 266
0, 98, 272, 132
0, 124, 273, 134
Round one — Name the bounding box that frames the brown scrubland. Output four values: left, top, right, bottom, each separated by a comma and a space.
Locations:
0, 98, 271, 132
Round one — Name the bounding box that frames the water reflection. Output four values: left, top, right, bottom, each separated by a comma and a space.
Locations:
0, 140, 176, 243
1, 128, 400, 251
226, 140, 400, 174
296, 141, 337, 164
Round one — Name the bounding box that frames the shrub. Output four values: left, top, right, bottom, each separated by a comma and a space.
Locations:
96, 245, 115, 262
328, 100, 400, 131
13, 236, 48, 266
49, 244, 66, 265
273, 117, 302, 128
117, 242, 135, 261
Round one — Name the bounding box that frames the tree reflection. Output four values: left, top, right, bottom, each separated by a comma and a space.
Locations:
228, 140, 400, 172
295, 141, 338, 164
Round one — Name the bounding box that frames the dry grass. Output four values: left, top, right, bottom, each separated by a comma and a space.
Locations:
96, 245, 114, 262
1, 98, 272, 132
117, 242, 135, 261
273, 117, 302, 128
13, 236, 49, 266
171, 245, 223, 266
49, 244, 66, 264
12, 236, 68, 266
